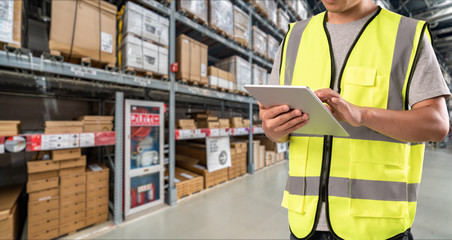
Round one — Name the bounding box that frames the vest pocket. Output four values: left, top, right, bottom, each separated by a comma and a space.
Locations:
341, 67, 376, 107
282, 137, 310, 214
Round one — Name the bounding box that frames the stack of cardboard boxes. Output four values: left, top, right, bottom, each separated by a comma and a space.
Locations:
228, 141, 247, 179
186, 112, 220, 129
85, 163, 109, 226
207, 66, 235, 91
0, 121, 20, 136
176, 119, 197, 130
164, 166, 204, 200
0, 185, 23, 240
215, 56, 252, 94
78, 116, 114, 132
176, 34, 208, 86
45, 121, 83, 134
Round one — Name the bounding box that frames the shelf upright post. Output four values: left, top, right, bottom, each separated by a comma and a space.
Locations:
114, 91, 124, 225
248, 3, 255, 174
167, 0, 178, 206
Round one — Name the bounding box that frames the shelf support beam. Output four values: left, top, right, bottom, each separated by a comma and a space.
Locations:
114, 91, 124, 225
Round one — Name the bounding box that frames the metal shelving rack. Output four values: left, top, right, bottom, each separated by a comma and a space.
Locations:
0, 0, 301, 227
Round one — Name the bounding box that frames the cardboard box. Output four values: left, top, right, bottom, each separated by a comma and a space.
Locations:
209, 0, 233, 36
77, 116, 114, 121
255, 136, 278, 152
219, 119, 230, 128
27, 176, 59, 193
177, 161, 228, 189
49, 0, 117, 65
260, 146, 265, 168
0, 185, 22, 240
252, 26, 267, 58
215, 56, 251, 93
28, 198, 59, 222
85, 212, 108, 226
0, 121, 21, 135
28, 227, 59, 240
233, 6, 249, 48
29, 188, 59, 202
164, 167, 204, 199
265, 151, 276, 166
27, 159, 59, 174
230, 117, 243, 128
242, 119, 250, 128
28, 216, 59, 236
83, 123, 113, 132
0, 1, 23, 48
59, 166, 85, 177
177, 119, 196, 130
123, 1, 169, 46
177, 0, 208, 23
86, 163, 109, 182
176, 34, 208, 85
60, 191, 86, 205
277, 8, 290, 33
60, 172, 86, 193
59, 155, 87, 169
60, 208, 85, 225
177, 138, 231, 172
59, 217, 85, 236
252, 140, 260, 170
120, 34, 168, 74
267, 34, 279, 61
52, 148, 82, 161
197, 121, 220, 129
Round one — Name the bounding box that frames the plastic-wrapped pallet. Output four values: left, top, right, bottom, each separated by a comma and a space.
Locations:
267, 35, 279, 61
209, 0, 233, 37
123, 1, 169, 46
120, 35, 168, 75
277, 9, 290, 33
215, 56, 251, 93
252, 64, 267, 85
0, 1, 22, 48
177, 0, 208, 24
251, 0, 268, 18
252, 26, 267, 58
297, 1, 308, 19
233, 6, 249, 48
286, 0, 297, 12
266, 0, 277, 26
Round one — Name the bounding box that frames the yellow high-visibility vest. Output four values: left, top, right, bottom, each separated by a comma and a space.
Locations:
279, 7, 430, 239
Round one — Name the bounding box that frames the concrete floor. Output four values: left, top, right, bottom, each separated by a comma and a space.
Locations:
92, 145, 452, 240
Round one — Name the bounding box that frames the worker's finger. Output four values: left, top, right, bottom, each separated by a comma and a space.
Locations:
262, 104, 291, 119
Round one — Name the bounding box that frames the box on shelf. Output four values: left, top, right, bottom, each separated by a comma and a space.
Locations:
266, 0, 278, 26
219, 119, 230, 128
208, 66, 235, 90
59, 166, 85, 176
177, 0, 208, 24
0, 1, 23, 48
27, 171, 59, 193
176, 155, 228, 189
85, 163, 109, 226
251, 0, 268, 18
277, 9, 290, 33
176, 119, 196, 130
59, 172, 86, 235
252, 141, 260, 170
59, 155, 87, 169
52, 148, 82, 161
233, 6, 249, 48
0, 185, 23, 240
215, 55, 251, 93
49, 0, 117, 66
252, 26, 267, 58
78, 115, 114, 132
267, 35, 279, 61
259, 145, 265, 168
230, 117, 243, 128
176, 34, 208, 85
44, 121, 83, 134
0, 121, 21, 136
27, 159, 59, 174
255, 135, 278, 152
28, 187, 60, 240
120, 34, 168, 75
122, 1, 168, 46
164, 167, 204, 199
209, 0, 233, 37
265, 151, 276, 165
242, 119, 250, 128
197, 121, 220, 129
252, 64, 268, 85
177, 138, 231, 172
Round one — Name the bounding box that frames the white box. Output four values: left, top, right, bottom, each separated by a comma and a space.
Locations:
218, 78, 229, 89
123, 1, 169, 46
215, 56, 251, 93
277, 142, 289, 153
206, 136, 231, 172
120, 35, 168, 74
208, 75, 218, 87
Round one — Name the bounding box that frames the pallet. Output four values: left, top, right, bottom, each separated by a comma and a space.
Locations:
124, 66, 168, 80
209, 85, 218, 90
218, 87, 228, 92
210, 25, 233, 40
178, 189, 202, 200
0, 41, 21, 51
179, 8, 207, 25
124, 33, 169, 49
48, 49, 116, 70
234, 37, 250, 49
252, 3, 269, 18
178, 78, 208, 87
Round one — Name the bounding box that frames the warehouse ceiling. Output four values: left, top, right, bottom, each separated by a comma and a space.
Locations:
306, 0, 452, 81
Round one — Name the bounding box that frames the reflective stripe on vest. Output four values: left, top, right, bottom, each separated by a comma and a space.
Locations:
279, 7, 428, 240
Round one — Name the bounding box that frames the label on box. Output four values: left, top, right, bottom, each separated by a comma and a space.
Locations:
233, 128, 248, 136
209, 128, 220, 137
201, 64, 207, 77
0, 1, 13, 44
80, 133, 95, 147
180, 173, 193, 179
101, 32, 113, 53
39, 196, 52, 202
193, 129, 206, 138
89, 164, 102, 171
176, 129, 194, 140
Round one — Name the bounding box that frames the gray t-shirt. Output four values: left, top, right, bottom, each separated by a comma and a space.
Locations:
268, 11, 450, 232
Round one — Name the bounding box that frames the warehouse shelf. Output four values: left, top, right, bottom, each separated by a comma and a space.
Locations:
175, 126, 263, 140
0, 50, 256, 104
0, 131, 115, 154
277, 0, 302, 22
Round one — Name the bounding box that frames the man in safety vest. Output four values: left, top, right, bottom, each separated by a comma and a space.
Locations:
260, 0, 450, 239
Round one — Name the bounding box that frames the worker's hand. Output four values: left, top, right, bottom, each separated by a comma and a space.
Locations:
315, 88, 367, 127
258, 101, 309, 142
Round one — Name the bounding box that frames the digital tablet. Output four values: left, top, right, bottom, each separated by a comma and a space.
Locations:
244, 85, 349, 137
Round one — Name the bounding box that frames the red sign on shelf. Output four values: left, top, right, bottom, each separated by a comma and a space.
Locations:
130, 113, 160, 126
27, 135, 42, 151
94, 132, 116, 146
